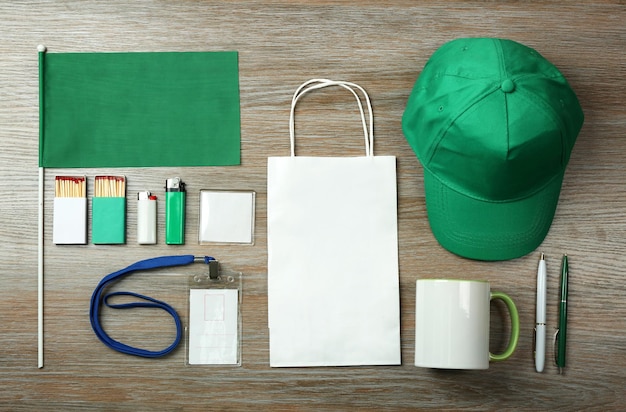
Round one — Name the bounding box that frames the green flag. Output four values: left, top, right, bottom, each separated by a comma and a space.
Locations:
39, 50, 240, 168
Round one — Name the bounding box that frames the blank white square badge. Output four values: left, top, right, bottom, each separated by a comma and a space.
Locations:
199, 190, 255, 244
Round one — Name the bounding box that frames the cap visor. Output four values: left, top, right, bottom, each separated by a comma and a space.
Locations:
423, 168, 563, 261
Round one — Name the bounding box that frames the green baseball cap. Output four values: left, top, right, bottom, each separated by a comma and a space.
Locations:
402, 38, 584, 261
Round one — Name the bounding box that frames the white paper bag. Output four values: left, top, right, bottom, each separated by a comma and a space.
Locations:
267, 79, 401, 367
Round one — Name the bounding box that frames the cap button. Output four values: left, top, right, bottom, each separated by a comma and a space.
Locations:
501, 79, 515, 93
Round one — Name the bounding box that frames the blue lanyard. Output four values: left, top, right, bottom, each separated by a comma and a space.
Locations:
89, 255, 216, 358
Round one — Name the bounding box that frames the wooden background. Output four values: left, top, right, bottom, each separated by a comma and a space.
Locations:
1, 1, 624, 410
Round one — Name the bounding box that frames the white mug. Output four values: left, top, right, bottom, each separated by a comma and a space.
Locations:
414, 279, 519, 370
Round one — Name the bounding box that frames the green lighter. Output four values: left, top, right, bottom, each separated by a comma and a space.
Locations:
165, 177, 186, 245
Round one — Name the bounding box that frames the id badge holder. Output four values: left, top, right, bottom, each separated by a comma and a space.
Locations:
186, 261, 242, 366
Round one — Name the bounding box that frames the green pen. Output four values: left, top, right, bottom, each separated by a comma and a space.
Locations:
555, 254, 569, 374
165, 177, 185, 245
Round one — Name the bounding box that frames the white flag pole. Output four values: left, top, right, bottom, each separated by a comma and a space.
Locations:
38, 166, 44, 368
37, 44, 46, 369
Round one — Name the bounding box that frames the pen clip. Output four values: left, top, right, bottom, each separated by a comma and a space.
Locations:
532, 327, 537, 361
553, 328, 560, 366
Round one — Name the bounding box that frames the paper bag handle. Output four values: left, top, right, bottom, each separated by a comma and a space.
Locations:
289, 79, 374, 157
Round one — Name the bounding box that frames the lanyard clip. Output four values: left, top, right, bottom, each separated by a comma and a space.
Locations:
194, 256, 220, 279
208, 259, 220, 279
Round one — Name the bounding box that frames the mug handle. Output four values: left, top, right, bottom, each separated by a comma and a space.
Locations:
489, 291, 520, 362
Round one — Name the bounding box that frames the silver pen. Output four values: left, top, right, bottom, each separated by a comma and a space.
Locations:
535, 253, 547, 372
